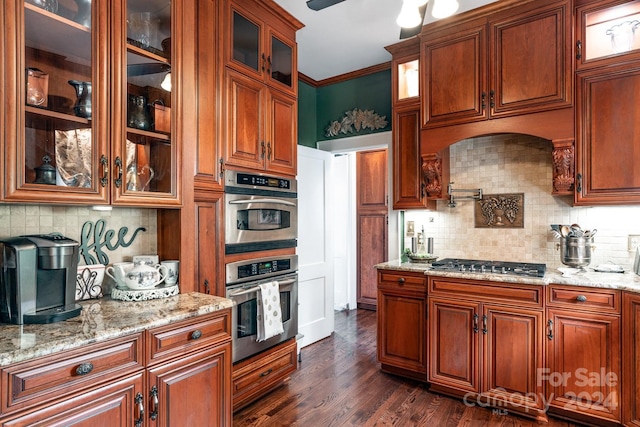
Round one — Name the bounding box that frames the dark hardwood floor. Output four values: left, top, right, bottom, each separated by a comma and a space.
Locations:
233, 309, 583, 427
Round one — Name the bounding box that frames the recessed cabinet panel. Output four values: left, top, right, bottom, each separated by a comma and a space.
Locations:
232, 11, 260, 72
398, 60, 419, 100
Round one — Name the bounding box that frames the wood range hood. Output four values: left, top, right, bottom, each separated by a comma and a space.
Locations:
420, 107, 577, 199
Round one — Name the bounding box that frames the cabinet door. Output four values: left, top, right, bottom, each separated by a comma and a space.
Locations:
377, 287, 427, 377
421, 21, 487, 128
623, 292, 640, 427
223, 69, 265, 171
265, 90, 297, 176
195, 194, 225, 297
429, 298, 480, 393
392, 106, 431, 209
546, 309, 621, 423
575, 64, 640, 205
4, 0, 109, 204
147, 343, 232, 427
483, 305, 545, 412
489, 0, 572, 117
111, 0, 180, 206
0, 373, 143, 427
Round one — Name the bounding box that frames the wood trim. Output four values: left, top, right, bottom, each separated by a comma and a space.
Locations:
299, 62, 391, 88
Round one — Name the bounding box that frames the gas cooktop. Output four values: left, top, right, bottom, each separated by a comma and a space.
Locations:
429, 258, 546, 278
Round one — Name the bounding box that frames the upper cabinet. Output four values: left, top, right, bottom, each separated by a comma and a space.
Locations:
420, 0, 572, 129
575, 0, 640, 70
223, 0, 298, 97
2, 0, 181, 206
220, 0, 303, 177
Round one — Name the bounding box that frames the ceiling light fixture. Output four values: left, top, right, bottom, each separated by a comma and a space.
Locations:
396, 0, 422, 28
431, 0, 459, 19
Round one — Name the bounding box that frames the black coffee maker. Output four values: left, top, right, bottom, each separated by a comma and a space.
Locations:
0, 234, 82, 324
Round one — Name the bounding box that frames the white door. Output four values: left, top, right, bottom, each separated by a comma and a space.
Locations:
297, 145, 335, 349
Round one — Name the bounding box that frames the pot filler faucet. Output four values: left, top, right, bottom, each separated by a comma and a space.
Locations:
447, 182, 483, 208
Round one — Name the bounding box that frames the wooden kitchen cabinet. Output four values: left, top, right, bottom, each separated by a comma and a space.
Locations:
575, 62, 640, 205
232, 338, 297, 412
428, 276, 546, 421
546, 285, 622, 425
377, 270, 428, 381
2, 0, 182, 206
220, 0, 302, 177
420, 0, 572, 129
623, 291, 640, 427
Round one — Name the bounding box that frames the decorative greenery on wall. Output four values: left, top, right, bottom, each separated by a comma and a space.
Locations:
325, 108, 388, 137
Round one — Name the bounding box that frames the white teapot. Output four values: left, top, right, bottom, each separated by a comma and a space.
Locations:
124, 261, 168, 290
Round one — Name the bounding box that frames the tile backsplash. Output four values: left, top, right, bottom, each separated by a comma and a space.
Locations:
404, 134, 640, 270
0, 205, 157, 267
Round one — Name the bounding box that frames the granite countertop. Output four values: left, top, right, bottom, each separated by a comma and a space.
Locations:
0, 292, 234, 367
375, 260, 640, 293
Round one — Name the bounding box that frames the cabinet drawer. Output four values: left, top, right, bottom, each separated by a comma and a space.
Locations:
428, 276, 543, 307
547, 285, 621, 313
232, 338, 297, 411
1, 333, 143, 415
147, 309, 231, 365
378, 270, 427, 293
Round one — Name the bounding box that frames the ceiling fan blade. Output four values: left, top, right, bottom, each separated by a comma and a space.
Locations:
127, 63, 171, 76
399, 4, 427, 39
306, 0, 346, 11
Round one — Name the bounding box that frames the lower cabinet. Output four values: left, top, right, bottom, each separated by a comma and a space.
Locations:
624, 292, 640, 427
232, 338, 297, 412
377, 270, 427, 380
546, 285, 621, 426
428, 277, 546, 421
0, 309, 232, 427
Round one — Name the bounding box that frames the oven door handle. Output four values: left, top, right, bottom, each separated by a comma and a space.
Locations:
228, 198, 296, 207
227, 278, 297, 297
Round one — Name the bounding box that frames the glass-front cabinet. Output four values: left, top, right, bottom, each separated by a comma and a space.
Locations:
3, 0, 179, 206
576, 0, 640, 70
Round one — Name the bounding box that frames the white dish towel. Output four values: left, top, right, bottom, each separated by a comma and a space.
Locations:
256, 281, 284, 342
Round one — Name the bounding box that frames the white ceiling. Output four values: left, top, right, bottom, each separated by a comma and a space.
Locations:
273, 0, 498, 81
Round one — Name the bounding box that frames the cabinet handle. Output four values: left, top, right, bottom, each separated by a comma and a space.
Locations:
191, 329, 203, 340
99, 155, 108, 187
261, 53, 266, 71
75, 362, 93, 376
481, 92, 486, 110
482, 314, 488, 335
260, 368, 273, 377
473, 313, 479, 333
204, 279, 210, 294
576, 295, 588, 302
134, 392, 144, 427
219, 158, 225, 178
576, 40, 582, 60
576, 173, 582, 193
114, 156, 123, 188
547, 319, 554, 340
421, 182, 425, 199
150, 386, 159, 421
267, 142, 272, 160
261, 141, 266, 159
266, 55, 272, 74
489, 90, 495, 108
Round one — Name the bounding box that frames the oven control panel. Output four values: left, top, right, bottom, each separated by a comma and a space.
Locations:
226, 255, 298, 285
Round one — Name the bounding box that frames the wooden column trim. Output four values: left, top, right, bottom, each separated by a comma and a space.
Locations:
551, 138, 574, 195
421, 148, 449, 200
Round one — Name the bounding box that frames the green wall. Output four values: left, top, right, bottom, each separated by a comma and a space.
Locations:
297, 69, 392, 148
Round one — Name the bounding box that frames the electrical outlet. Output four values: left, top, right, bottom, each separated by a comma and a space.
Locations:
629, 235, 640, 251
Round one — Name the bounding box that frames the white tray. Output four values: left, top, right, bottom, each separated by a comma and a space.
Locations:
111, 284, 179, 302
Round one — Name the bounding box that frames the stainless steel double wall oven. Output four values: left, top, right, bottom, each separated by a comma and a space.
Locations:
224, 170, 299, 363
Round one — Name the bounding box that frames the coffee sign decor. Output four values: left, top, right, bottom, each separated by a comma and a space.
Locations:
79, 219, 146, 265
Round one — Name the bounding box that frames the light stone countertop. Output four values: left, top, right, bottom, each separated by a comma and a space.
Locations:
375, 260, 640, 293
0, 292, 234, 367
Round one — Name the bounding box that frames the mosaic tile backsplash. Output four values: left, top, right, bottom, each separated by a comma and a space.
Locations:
404, 134, 640, 270
0, 205, 157, 267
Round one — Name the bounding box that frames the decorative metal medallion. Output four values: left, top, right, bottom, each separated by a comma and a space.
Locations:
474, 193, 524, 228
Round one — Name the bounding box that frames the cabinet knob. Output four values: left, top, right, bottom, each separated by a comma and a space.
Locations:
576, 295, 587, 302
191, 329, 203, 340
398, 277, 405, 284
75, 362, 94, 376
